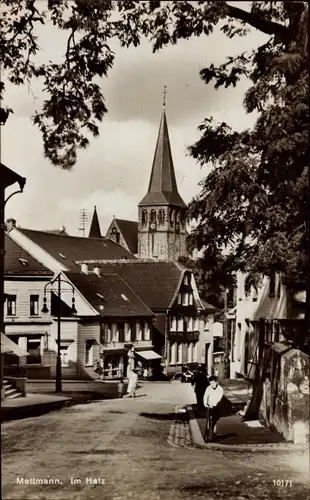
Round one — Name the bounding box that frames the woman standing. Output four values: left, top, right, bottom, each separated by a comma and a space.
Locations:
127, 369, 138, 398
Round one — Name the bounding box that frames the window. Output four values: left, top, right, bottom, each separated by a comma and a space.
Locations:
170, 342, 177, 364
111, 227, 120, 244
30, 294, 39, 316
269, 272, 276, 297
6, 295, 16, 316
193, 342, 198, 362
85, 340, 94, 366
117, 323, 125, 342
144, 322, 150, 341
213, 337, 223, 353
170, 316, 177, 331
177, 316, 183, 331
170, 210, 174, 226
27, 336, 42, 364
125, 322, 131, 342
188, 317, 193, 331
177, 343, 183, 364
159, 209, 165, 224
187, 343, 193, 363
103, 323, 112, 343
183, 274, 189, 286
136, 322, 143, 341
142, 210, 148, 224
182, 293, 189, 306
189, 293, 194, 306
150, 209, 156, 222
177, 293, 182, 305
112, 324, 118, 342
277, 277, 281, 299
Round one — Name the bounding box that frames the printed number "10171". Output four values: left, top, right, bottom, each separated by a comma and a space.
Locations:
273, 480, 292, 487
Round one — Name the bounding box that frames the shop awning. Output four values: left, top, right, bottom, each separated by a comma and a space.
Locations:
1, 332, 29, 357
136, 350, 162, 361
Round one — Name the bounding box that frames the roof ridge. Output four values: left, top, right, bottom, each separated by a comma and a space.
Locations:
20, 227, 111, 241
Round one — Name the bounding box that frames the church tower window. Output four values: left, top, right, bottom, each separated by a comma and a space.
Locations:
142, 210, 148, 225
151, 209, 156, 222
159, 209, 165, 224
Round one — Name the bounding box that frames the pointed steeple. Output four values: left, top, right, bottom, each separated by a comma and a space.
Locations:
139, 107, 186, 208
88, 206, 102, 238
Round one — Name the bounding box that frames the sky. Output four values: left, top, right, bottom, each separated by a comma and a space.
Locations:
2, 1, 268, 236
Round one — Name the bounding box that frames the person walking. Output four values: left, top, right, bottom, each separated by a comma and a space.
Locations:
127, 369, 138, 398
203, 376, 224, 441
191, 365, 209, 410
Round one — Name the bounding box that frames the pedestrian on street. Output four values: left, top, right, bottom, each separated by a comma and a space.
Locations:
117, 378, 125, 398
127, 369, 138, 397
192, 365, 209, 411
143, 367, 148, 380
203, 375, 224, 440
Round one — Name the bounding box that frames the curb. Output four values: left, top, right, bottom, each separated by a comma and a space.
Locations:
186, 405, 308, 453
1, 399, 71, 422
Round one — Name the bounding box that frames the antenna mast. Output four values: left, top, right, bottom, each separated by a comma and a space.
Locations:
78, 209, 88, 237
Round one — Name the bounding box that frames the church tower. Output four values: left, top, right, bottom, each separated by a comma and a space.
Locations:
138, 91, 187, 261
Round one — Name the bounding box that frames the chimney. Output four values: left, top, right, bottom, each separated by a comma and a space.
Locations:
6, 218, 16, 230
81, 263, 88, 274
93, 266, 100, 277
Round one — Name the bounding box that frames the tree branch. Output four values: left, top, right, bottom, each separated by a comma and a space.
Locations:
225, 3, 289, 39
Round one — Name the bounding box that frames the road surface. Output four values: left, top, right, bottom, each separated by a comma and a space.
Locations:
2, 382, 309, 500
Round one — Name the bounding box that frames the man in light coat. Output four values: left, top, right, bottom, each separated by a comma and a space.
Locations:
203, 376, 224, 440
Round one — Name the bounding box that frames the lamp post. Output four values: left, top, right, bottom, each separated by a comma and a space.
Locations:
42, 273, 77, 393
223, 288, 230, 379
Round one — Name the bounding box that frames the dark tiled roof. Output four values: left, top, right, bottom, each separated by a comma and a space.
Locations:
65, 272, 154, 317
138, 111, 186, 208
114, 219, 138, 254
88, 207, 102, 238
4, 234, 53, 276
94, 261, 184, 310
201, 299, 217, 313
18, 228, 136, 271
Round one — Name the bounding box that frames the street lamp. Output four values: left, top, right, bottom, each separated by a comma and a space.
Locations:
41, 273, 77, 393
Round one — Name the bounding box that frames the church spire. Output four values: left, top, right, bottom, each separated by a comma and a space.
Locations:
88, 206, 102, 238
138, 92, 186, 208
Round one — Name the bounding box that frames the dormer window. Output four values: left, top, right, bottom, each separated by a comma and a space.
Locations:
18, 258, 28, 266
111, 227, 120, 244
142, 210, 148, 224
58, 253, 66, 259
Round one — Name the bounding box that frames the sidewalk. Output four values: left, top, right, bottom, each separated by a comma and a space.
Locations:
1, 393, 72, 422
186, 379, 307, 452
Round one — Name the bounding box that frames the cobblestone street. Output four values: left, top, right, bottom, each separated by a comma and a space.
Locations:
2, 382, 309, 500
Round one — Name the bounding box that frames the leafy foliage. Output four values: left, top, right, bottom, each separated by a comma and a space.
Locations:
1, 1, 308, 301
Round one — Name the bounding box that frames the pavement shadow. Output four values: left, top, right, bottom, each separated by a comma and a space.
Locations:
139, 412, 175, 420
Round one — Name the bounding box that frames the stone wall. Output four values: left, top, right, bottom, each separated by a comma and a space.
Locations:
259, 343, 309, 444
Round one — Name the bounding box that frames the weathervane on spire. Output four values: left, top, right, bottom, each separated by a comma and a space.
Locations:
162, 85, 167, 109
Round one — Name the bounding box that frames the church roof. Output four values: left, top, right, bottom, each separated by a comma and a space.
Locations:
139, 110, 186, 208
88, 206, 102, 238
113, 219, 138, 254
65, 272, 153, 317
4, 233, 53, 276
17, 228, 136, 271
